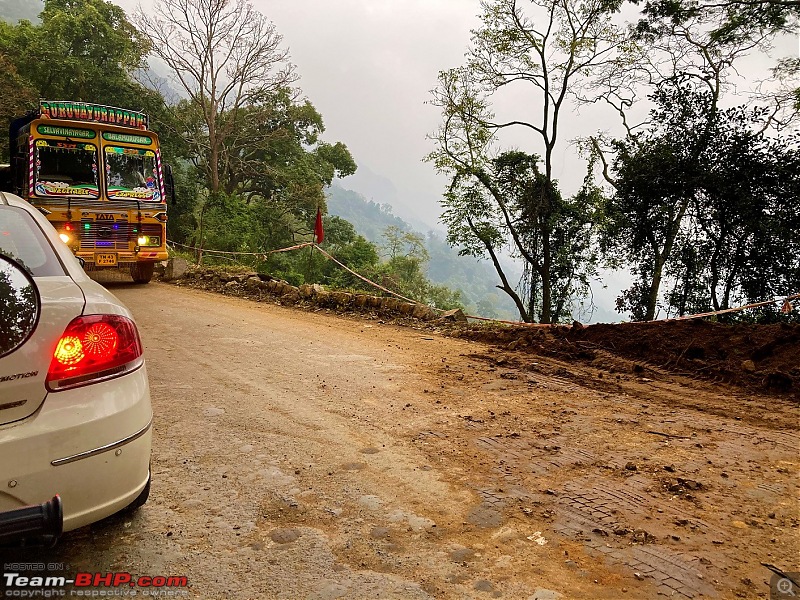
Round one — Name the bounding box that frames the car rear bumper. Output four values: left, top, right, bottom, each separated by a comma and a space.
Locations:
0, 365, 153, 532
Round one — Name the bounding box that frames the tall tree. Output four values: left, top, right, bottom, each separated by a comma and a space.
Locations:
586, 0, 795, 319
639, 0, 798, 45
623, 0, 800, 129
428, 0, 623, 323
0, 54, 36, 160
137, 0, 297, 194
604, 81, 800, 320
0, 0, 151, 105
221, 92, 356, 211
0, 0, 166, 159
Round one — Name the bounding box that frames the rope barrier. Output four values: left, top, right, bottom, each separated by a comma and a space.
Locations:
459, 314, 553, 327
672, 293, 800, 321
166, 239, 798, 326
168, 240, 312, 259
311, 244, 436, 308
167, 239, 436, 308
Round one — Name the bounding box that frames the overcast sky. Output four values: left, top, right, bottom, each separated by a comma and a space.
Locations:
111, 0, 482, 227
112, 0, 793, 319
113, 0, 795, 229
264, 0, 481, 227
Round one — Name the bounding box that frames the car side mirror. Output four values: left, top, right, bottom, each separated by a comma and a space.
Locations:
0, 253, 41, 358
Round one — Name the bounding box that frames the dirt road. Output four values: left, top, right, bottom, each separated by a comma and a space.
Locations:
7, 283, 798, 599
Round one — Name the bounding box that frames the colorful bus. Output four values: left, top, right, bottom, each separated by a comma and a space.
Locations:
4, 101, 173, 283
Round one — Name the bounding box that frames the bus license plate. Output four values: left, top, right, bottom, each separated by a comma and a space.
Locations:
96, 253, 117, 266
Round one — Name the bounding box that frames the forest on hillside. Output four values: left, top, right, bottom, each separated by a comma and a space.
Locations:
0, 0, 41, 22
0, 0, 797, 323
326, 184, 521, 319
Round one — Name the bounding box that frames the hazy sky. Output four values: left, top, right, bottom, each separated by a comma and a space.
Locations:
112, 0, 793, 319
263, 0, 481, 227
112, 0, 482, 227
114, 0, 795, 229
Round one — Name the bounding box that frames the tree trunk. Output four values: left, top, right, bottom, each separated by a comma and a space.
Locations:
210, 144, 220, 194
540, 231, 552, 324
541, 279, 552, 323
646, 198, 691, 320
646, 257, 665, 321
468, 217, 530, 322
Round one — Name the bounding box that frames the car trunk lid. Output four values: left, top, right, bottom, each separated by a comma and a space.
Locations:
0, 278, 84, 426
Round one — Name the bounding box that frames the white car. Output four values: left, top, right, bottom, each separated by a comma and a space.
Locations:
0, 192, 152, 545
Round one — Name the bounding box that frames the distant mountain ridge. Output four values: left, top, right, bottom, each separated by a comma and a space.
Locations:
0, 0, 42, 22
327, 183, 520, 319
326, 184, 409, 242
336, 163, 440, 233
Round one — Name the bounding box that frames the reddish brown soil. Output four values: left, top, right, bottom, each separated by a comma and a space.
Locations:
46, 274, 793, 599
449, 320, 799, 397
152, 266, 799, 397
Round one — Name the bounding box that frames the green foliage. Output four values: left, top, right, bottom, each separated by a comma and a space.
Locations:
639, 0, 798, 45
437, 148, 597, 323
140, 0, 358, 240
0, 0, 151, 104
165, 161, 202, 245
632, 0, 799, 132
326, 184, 409, 240
312, 216, 380, 290
380, 226, 428, 262
604, 81, 800, 321
0, 54, 36, 160
0, 0, 165, 159
138, 1, 356, 273
369, 226, 462, 310
220, 93, 356, 219
193, 205, 464, 310
327, 184, 519, 318
428, 0, 623, 323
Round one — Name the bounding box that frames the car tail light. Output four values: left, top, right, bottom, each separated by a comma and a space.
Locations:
46, 315, 144, 391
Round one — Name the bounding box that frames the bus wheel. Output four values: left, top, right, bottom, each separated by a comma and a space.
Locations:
130, 262, 155, 284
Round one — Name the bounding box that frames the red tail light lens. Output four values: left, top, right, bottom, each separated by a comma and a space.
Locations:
46, 315, 144, 391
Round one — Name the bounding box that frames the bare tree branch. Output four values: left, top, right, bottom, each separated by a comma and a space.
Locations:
136, 0, 297, 193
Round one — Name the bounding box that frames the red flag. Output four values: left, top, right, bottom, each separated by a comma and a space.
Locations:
314, 208, 324, 244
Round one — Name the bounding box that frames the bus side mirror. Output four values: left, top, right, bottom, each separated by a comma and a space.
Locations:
163, 163, 176, 205
0, 165, 11, 192
11, 156, 27, 194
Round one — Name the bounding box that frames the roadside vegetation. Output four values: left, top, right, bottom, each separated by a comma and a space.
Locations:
427, 0, 799, 323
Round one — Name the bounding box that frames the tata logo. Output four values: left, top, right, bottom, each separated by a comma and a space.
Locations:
96, 213, 116, 221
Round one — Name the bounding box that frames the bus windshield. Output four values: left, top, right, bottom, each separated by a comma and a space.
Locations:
105, 146, 161, 201
34, 141, 99, 198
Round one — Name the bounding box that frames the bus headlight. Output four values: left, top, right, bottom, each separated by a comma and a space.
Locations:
137, 236, 161, 247
59, 233, 71, 244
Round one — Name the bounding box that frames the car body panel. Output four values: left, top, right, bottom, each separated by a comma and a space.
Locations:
0, 365, 152, 530
0, 277, 85, 425
0, 192, 153, 534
